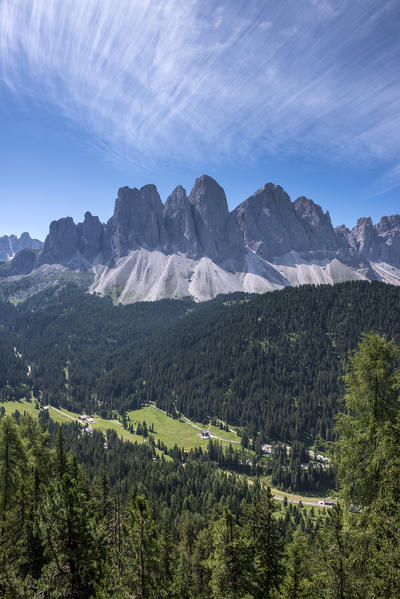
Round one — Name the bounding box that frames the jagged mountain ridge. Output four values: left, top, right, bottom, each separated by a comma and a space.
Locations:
1, 175, 400, 302
0, 232, 43, 262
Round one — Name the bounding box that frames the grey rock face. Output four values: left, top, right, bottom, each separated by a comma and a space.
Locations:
335, 215, 400, 268
347, 217, 377, 258
77, 212, 105, 261
38, 217, 80, 266
0, 233, 43, 262
187, 174, 241, 262
107, 185, 167, 258
232, 183, 311, 258
163, 186, 201, 258
294, 196, 338, 251
334, 224, 352, 246
2, 175, 400, 300
374, 215, 400, 265
0, 248, 38, 277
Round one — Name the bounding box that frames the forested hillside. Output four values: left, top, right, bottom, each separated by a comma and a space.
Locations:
0, 332, 399, 598
147, 281, 400, 442
1, 281, 399, 446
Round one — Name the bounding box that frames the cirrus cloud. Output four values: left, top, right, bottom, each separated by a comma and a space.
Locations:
0, 0, 399, 175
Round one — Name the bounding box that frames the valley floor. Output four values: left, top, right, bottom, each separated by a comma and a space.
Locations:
1, 398, 331, 507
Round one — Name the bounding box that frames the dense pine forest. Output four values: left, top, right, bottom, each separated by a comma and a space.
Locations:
1, 281, 399, 444
0, 331, 399, 597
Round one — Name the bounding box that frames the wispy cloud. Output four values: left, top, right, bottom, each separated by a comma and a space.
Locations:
0, 0, 399, 173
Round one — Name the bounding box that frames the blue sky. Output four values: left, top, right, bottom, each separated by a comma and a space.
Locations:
0, 0, 399, 240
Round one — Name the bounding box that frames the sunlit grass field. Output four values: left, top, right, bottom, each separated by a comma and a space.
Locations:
127, 405, 241, 451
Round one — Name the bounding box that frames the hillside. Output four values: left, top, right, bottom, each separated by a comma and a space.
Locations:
1, 280, 399, 446
0, 329, 399, 598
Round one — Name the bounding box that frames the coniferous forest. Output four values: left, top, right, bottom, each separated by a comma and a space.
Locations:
0, 282, 400, 596
0, 329, 399, 597
1, 281, 399, 441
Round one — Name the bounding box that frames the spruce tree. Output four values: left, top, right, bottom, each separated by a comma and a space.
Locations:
280, 528, 311, 599
208, 508, 252, 599
0, 416, 27, 518
40, 469, 101, 598
242, 487, 284, 599
335, 332, 400, 509
121, 494, 160, 599
331, 332, 400, 597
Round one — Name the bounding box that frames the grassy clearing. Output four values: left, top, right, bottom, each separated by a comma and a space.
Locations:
193, 420, 240, 443
1, 400, 241, 452
263, 481, 334, 508
91, 416, 142, 443
1, 398, 41, 419
269, 487, 326, 504
48, 406, 148, 446
1, 400, 144, 444
127, 405, 241, 451
48, 406, 81, 424
244, 474, 330, 507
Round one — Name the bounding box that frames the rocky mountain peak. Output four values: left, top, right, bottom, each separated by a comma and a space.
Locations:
188, 175, 229, 222
20, 232, 35, 243
294, 196, 337, 250
0, 232, 43, 262
77, 212, 104, 261
376, 214, 400, 234
108, 184, 167, 258
163, 186, 201, 257
356, 216, 374, 228
262, 182, 289, 196
349, 217, 376, 256
2, 175, 400, 301
374, 215, 400, 265
39, 217, 79, 264
232, 182, 310, 258
187, 175, 233, 261
164, 185, 187, 210
294, 196, 330, 223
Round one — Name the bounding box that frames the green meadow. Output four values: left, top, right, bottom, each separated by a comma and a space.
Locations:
1, 398, 42, 419
1, 399, 329, 506
127, 405, 241, 451
1, 399, 242, 452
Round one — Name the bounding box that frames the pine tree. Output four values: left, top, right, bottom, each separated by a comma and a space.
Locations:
364, 455, 400, 597
207, 508, 252, 599
331, 333, 400, 596
121, 494, 160, 599
158, 511, 175, 598
55, 426, 68, 480
0, 416, 27, 518
242, 487, 284, 599
40, 468, 101, 598
335, 332, 400, 509
280, 528, 311, 599
191, 527, 213, 599
310, 504, 352, 599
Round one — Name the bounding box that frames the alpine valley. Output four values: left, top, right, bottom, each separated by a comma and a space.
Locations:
1, 174, 400, 303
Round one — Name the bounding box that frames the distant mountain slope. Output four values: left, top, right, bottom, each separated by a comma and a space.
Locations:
0, 232, 43, 262
1, 281, 399, 444
1, 175, 399, 302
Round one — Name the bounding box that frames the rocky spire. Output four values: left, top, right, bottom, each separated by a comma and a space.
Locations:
232, 183, 310, 258
293, 196, 338, 250
163, 185, 201, 258
107, 184, 167, 258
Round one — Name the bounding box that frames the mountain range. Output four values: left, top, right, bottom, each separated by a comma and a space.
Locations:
0, 232, 43, 262
1, 174, 400, 302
